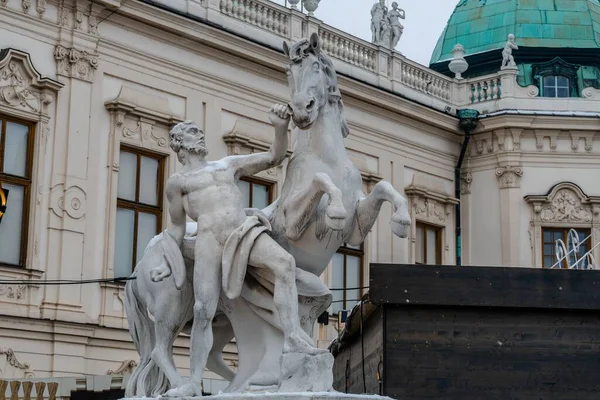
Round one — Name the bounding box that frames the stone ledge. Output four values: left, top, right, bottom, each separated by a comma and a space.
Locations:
122, 393, 393, 400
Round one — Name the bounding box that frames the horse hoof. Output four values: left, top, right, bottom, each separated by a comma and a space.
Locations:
161, 382, 199, 398
325, 207, 346, 231
391, 213, 410, 238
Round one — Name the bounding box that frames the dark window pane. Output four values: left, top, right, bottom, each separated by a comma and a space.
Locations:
114, 208, 135, 277
543, 244, 553, 256
557, 76, 569, 87
331, 253, 344, 313
118, 151, 137, 201
136, 212, 158, 265
543, 230, 552, 242
139, 156, 159, 206
557, 87, 569, 98
3, 122, 29, 177
545, 87, 556, 98
252, 183, 269, 209
0, 183, 24, 264
543, 76, 555, 87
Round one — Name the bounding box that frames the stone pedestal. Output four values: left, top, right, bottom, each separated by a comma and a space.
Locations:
121, 393, 394, 400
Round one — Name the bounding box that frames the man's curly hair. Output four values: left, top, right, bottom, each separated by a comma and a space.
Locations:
169, 121, 208, 156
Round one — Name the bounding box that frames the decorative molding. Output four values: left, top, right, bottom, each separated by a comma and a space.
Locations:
36, 0, 46, 16
22, 0, 31, 13
88, 14, 98, 34
0, 347, 35, 378
495, 166, 523, 189
0, 49, 62, 116
75, 10, 84, 30
49, 184, 87, 220
525, 182, 600, 268
54, 45, 99, 82
107, 360, 138, 375
460, 170, 472, 195
0, 0, 6, 7
0, 278, 26, 300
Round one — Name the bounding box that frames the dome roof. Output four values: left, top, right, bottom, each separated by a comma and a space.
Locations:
430, 0, 600, 66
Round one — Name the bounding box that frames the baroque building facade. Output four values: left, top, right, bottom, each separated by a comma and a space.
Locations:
0, 0, 599, 393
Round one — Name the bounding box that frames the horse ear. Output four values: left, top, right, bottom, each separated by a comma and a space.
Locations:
283, 41, 290, 57
309, 33, 321, 52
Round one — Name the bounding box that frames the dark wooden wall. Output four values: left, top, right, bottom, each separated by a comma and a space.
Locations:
370, 264, 600, 400
332, 307, 384, 395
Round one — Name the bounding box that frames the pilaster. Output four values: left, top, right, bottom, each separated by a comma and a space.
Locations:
495, 156, 523, 267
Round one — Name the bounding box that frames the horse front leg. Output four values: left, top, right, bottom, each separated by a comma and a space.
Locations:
346, 180, 411, 245
283, 172, 347, 241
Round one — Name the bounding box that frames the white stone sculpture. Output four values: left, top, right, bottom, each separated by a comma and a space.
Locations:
124, 33, 411, 399
449, 44, 468, 79
370, 0, 387, 46
371, 0, 404, 49
501, 34, 518, 70
388, 2, 405, 49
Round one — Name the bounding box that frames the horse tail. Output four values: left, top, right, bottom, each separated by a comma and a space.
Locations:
124, 270, 167, 397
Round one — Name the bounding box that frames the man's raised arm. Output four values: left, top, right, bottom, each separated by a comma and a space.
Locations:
229, 104, 291, 179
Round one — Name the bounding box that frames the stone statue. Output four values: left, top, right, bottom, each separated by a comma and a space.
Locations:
158, 107, 323, 398
501, 33, 518, 70
388, 2, 405, 49
370, 0, 387, 45
124, 33, 411, 398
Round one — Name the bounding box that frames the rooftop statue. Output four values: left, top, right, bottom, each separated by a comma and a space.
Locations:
124, 33, 411, 399
501, 33, 519, 70
371, 0, 404, 49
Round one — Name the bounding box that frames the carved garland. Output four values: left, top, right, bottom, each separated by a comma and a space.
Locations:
0, 347, 35, 378
525, 182, 600, 268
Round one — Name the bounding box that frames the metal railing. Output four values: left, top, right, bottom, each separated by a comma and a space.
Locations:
552, 228, 598, 270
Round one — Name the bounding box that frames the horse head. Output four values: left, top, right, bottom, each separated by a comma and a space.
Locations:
283, 33, 349, 137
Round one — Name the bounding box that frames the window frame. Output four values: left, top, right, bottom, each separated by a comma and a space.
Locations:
415, 222, 443, 265
115, 144, 166, 272
542, 75, 570, 98
332, 244, 365, 313
0, 115, 35, 268
541, 227, 592, 269
239, 176, 275, 209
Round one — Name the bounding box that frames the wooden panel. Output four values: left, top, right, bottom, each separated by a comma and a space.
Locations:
384, 305, 600, 400
332, 307, 384, 395
370, 264, 600, 310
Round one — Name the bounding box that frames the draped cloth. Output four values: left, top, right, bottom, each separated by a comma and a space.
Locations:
221, 214, 271, 300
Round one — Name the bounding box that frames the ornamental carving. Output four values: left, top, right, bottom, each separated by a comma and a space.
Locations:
460, 170, 472, 195
107, 360, 138, 375
540, 189, 592, 223
413, 198, 446, 223
0, 280, 26, 300
0, 347, 35, 378
495, 166, 523, 189
525, 182, 600, 225
0, 48, 62, 116
54, 45, 99, 82
49, 183, 87, 220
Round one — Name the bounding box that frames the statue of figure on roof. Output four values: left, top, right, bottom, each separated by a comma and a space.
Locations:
370, 0, 388, 46
388, 2, 405, 49
501, 33, 519, 70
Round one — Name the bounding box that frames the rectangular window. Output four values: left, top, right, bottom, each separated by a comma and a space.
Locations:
542, 228, 591, 268
114, 146, 165, 277
0, 116, 34, 267
331, 244, 364, 314
415, 222, 442, 265
238, 177, 274, 209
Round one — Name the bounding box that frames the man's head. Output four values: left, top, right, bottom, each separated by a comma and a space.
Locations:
169, 120, 208, 158
379, 0, 385, 5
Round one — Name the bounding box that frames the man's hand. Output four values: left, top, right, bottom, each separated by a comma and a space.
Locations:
269, 104, 291, 130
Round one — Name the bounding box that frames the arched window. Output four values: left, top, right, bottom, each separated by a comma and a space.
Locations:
542, 76, 570, 98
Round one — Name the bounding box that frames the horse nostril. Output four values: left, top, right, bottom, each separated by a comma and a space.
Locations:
307, 99, 315, 111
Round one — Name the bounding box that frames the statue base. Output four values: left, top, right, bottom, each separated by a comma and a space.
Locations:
121, 392, 394, 400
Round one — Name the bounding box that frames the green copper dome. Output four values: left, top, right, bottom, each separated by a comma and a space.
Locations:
430, 0, 600, 66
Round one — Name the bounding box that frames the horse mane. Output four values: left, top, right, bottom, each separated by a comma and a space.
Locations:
285, 36, 350, 138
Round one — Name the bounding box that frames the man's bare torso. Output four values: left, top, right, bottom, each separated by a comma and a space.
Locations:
174, 160, 247, 244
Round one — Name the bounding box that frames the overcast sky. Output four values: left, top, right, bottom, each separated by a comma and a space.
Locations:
270, 0, 457, 66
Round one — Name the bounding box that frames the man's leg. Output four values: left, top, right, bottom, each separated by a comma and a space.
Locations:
164, 232, 222, 397
248, 234, 323, 354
